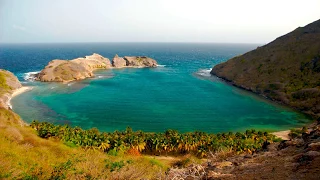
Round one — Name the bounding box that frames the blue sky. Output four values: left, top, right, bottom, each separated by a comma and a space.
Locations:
0, 0, 319, 43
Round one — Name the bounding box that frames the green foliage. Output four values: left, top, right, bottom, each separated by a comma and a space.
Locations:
105, 160, 126, 172
289, 126, 307, 139
107, 149, 119, 156
149, 158, 164, 168
30, 121, 277, 157
50, 160, 73, 180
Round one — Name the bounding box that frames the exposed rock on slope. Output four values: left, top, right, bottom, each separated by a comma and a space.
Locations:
0, 69, 22, 109
36, 53, 158, 82
211, 19, 320, 118
167, 123, 320, 179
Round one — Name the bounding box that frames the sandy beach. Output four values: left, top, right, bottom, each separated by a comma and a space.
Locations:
12, 86, 33, 98
271, 130, 290, 140
7, 86, 33, 109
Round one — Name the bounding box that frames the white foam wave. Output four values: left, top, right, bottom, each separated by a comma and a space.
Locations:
24, 71, 40, 81
157, 64, 166, 67
195, 68, 212, 77
67, 82, 75, 86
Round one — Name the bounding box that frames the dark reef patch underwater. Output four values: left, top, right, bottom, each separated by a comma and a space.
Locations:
0, 43, 311, 132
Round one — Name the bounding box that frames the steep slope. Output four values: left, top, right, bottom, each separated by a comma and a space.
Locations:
0, 69, 22, 109
211, 19, 320, 118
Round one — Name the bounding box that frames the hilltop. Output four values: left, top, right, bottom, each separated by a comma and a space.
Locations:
211, 19, 320, 118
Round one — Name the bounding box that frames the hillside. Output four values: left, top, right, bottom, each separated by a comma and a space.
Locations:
0, 70, 170, 179
1, 68, 320, 179
0, 70, 22, 109
211, 19, 320, 118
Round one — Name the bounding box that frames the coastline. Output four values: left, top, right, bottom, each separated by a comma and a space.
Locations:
271, 130, 290, 140
210, 72, 316, 120
8, 86, 33, 109
12, 86, 33, 98
8, 84, 295, 140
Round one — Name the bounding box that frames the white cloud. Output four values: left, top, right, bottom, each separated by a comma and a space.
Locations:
12, 24, 26, 31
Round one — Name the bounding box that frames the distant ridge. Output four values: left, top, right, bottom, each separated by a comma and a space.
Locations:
211, 19, 320, 118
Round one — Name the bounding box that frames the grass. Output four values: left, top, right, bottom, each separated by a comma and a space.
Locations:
0, 109, 169, 179
0, 71, 11, 96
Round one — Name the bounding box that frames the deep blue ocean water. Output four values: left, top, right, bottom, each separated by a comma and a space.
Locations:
0, 43, 311, 133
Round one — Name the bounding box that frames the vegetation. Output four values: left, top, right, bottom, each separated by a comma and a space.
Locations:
288, 126, 308, 139
211, 19, 320, 118
0, 71, 10, 95
0, 109, 169, 179
30, 121, 278, 157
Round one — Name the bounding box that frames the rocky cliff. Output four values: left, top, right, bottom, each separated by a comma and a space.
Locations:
0, 69, 22, 109
211, 19, 320, 118
36, 53, 158, 82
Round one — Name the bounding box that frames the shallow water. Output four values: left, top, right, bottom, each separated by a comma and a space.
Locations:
1, 43, 311, 133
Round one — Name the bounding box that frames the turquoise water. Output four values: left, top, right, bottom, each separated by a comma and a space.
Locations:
2, 43, 310, 133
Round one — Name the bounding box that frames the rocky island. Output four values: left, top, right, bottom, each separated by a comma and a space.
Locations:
211, 19, 320, 119
35, 53, 158, 83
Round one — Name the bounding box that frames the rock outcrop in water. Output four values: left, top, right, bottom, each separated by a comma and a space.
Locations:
0, 69, 22, 109
211, 19, 320, 118
36, 53, 158, 83
112, 54, 126, 68
123, 56, 158, 67
111, 54, 158, 68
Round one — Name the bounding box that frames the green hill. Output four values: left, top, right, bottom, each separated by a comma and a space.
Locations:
211, 19, 320, 118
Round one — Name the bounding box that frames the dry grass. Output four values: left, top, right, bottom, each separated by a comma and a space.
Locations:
0, 108, 24, 127
0, 109, 171, 179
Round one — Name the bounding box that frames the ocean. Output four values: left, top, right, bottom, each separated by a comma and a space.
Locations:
0, 43, 311, 133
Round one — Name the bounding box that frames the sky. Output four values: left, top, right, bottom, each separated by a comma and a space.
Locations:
0, 0, 319, 44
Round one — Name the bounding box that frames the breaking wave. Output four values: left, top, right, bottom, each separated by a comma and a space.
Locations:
24, 71, 40, 81
157, 64, 166, 67
195, 68, 212, 77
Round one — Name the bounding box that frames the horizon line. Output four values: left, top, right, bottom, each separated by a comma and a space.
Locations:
0, 41, 263, 45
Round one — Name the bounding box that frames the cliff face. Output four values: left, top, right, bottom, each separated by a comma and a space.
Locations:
0, 69, 22, 109
36, 53, 158, 82
211, 19, 320, 118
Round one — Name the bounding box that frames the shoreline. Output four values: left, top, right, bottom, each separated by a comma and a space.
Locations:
210, 73, 316, 120
6, 83, 297, 141
271, 130, 290, 140
8, 86, 33, 109
12, 86, 33, 98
